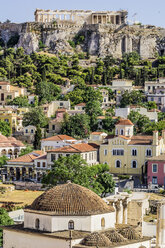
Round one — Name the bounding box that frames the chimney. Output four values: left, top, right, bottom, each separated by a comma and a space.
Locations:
153, 131, 158, 146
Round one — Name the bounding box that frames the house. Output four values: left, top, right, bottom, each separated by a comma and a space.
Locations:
0, 81, 27, 105
147, 154, 165, 187
115, 106, 159, 122
110, 79, 133, 105
42, 100, 70, 117
100, 119, 165, 178
47, 143, 98, 166
100, 89, 115, 109
2, 182, 151, 248
145, 78, 165, 111
48, 108, 66, 135
0, 133, 25, 158
5, 150, 47, 182
41, 135, 77, 151
89, 132, 107, 145
74, 103, 86, 111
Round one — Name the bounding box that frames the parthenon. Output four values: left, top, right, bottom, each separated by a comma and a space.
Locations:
34, 9, 128, 25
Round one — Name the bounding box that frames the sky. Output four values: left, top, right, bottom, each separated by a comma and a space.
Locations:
0, 0, 164, 28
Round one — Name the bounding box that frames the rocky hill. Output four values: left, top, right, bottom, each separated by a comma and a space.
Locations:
0, 21, 165, 59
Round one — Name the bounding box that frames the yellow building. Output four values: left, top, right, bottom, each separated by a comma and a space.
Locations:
0, 81, 27, 105
100, 119, 165, 176
0, 112, 17, 132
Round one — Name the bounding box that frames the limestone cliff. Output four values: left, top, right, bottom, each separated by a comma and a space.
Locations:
0, 21, 165, 59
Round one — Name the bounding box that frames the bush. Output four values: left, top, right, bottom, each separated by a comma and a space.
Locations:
68, 40, 76, 48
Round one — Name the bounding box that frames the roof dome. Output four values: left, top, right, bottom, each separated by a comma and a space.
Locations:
29, 182, 114, 216
104, 229, 126, 243
82, 232, 112, 247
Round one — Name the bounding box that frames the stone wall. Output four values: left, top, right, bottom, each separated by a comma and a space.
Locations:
0, 22, 165, 59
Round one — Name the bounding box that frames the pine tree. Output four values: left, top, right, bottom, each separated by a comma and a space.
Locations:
33, 125, 42, 150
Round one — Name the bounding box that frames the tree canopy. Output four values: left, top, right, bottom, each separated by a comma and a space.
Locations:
0, 120, 11, 137
22, 107, 48, 128
0, 208, 14, 246
42, 154, 115, 197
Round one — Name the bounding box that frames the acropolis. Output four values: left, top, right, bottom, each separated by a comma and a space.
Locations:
34, 9, 128, 25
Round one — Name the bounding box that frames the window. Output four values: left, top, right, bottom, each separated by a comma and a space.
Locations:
151, 97, 154, 102
146, 149, 152, 157
85, 154, 87, 161
101, 218, 105, 227
60, 102, 63, 106
68, 220, 74, 230
159, 97, 161, 103
25, 129, 28, 133
52, 125, 55, 130
152, 164, 158, 173
66, 154, 70, 157
120, 129, 124, 135
7, 95, 12, 99
116, 160, 121, 168
152, 176, 157, 184
51, 154, 56, 162
4, 119, 9, 122
104, 149, 108, 156
148, 86, 150, 91
132, 149, 137, 156
132, 160, 137, 168
35, 219, 40, 229
43, 162, 46, 168
37, 162, 40, 167
31, 129, 34, 134
113, 149, 124, 156
116, 129, 118, 135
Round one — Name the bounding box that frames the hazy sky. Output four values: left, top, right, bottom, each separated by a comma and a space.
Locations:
0, 0, 164, 27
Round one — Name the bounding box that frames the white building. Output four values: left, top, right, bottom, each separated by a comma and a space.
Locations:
3, 182, 151, 248
41, 134, 77, 151
115, 106, 158, 122
47, 143, 98, 165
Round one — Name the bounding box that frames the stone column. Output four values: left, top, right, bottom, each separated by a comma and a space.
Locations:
101, 15, 103, 24
122, 198, 128, 224
115, 200, 123, 224
156, 202, 165, 248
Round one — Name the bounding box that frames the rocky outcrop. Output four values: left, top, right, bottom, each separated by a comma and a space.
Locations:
0, 21, 165, 59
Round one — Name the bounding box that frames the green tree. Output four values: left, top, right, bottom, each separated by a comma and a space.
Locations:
22, 107, 48, 128
102, 116, 118, 133
19, 146, 33, 157
120, 91, 144, 107
7, 96, 29, 107
61, 113, 90, 138
0, 208, 14, 246
33, 125, 42, 150
0, 156, 9, 168
42, 155, 115, 196
0, 120, 11, 137
85, 100, 102, 131
128, 111, 151, 134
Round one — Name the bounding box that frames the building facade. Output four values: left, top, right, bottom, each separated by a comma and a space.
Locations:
100, 119, 165, 176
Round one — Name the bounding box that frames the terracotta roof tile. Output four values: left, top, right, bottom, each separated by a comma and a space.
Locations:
75, 103, 86, 107
28, 182, 115, 215
47, 143, 97, 153
91, 132, 106, 135
116, 119, 133, 126
42, 135, 76, 142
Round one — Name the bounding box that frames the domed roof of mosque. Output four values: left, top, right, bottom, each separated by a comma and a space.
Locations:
29, 182, 114, 216
82, 232, 112, 247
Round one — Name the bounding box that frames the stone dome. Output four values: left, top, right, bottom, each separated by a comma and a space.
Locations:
29, 182, 114, 216
104, 229, 126, 243
117, 227, 141, 240
82, 232, 112, 247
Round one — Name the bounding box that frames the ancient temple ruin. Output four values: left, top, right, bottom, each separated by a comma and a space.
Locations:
34, 9, 128, 25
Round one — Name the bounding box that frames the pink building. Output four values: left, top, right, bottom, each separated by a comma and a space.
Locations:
148, 154, 165, 186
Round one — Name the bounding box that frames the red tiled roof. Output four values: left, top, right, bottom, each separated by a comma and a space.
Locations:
75, 103, 86, 107
116, 119, 133, 126
47, 143, 97, 153
0, 135, 25, 147
0, 81, 10, 85
9, 154, 38, 163
91, 132, 106, 135
42, 135, 76, 142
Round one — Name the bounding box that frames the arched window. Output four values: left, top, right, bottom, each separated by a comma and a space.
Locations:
146, 149, 152, 157
132, 160, 137, 169
116, 160, 121, 168
120, 129, 124, 135
132, 149, 137, 156
35, 218, 40, 229
101, 217, 105, 227
68, 220, 74, 230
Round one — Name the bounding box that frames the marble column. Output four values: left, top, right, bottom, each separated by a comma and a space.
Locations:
122, 198, 128, 224
156, 202, 165, 248
115, 200, 123, 224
